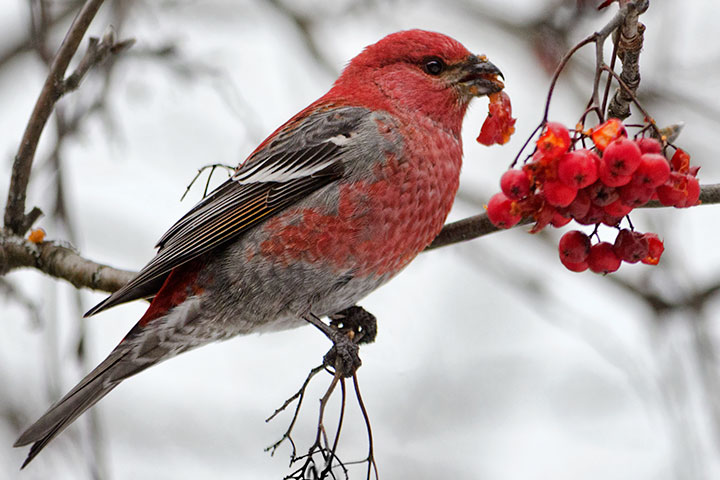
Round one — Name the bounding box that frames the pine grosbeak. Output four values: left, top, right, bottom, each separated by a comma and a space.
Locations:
15, 29, 504, 466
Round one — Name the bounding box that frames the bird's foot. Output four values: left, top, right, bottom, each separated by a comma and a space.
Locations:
328, 305, 377, 345
305, 306, 377, 378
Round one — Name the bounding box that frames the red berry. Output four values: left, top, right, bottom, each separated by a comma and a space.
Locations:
598, 160, 632, 187
602, 137, 642, 176
636, 137, 662, 154
564, 188, 591, 219
561, 257, 589, 273
587, 242, 622, 274
613, 229, 649, 263
486, 192, 522, 228
656, 172, 690, 207
477, 91, 517, 146
587, 181, 619, 206
641, 233, 664, 265
670, 148, 691, 173
618, 182, 654, 207
557, 149, 599, 189
543, 180, 577, 207
500, 169, 531, 200
591, 118, 626, 151
575, 204, 605, 225
529, 201, 555, 233
632, 153, 670, 188
601, 213, 622, 227
678, 175, 700, 208
603, 199, 633, 217
536, 122, 571, 159
551, 211, 572, 227
558, 230, 591, 263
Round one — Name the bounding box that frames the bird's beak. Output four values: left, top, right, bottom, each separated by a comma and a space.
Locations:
458, 54, 505, 97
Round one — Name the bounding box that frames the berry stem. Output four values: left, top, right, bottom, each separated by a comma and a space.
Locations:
601, 29, 622, 117
601, 65, 661, 138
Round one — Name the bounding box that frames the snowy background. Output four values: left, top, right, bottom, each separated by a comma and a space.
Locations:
2, 0, 720, 479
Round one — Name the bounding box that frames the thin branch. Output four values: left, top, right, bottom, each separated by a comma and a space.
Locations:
265, 364, 326, 458
0, 1, 82, 72
353, 374, 378, 480
4, 0, 111, 235
602, 64, 661, 137
540, 0, 637, 123
427, 183, 720, 251
508, 0, 648, 165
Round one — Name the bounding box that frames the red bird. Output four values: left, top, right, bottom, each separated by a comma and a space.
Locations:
15, 29, 504, 467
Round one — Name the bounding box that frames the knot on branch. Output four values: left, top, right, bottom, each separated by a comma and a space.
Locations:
616, 22, 645, 62
607, 4, 647, 121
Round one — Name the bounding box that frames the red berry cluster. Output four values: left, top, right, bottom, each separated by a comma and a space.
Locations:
485, 118, 700, 273
558, 229, 664, 274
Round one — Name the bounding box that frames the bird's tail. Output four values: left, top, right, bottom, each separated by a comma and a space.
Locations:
13, 344, 151, 469
15, 277, 205, 468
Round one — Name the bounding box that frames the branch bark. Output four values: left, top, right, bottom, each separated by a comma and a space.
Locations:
0, 234, 134, 293
607, 0, 649, 120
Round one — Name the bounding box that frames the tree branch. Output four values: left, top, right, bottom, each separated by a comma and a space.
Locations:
0, 234, 134, 294
607, 0, 648, 120
1, 184, 717, 296
4, 0, 107, 235
427, 183, 720, 251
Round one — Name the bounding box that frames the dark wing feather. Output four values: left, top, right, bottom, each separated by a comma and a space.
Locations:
85, 106, 369, 317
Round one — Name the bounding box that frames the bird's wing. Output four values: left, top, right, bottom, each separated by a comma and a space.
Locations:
85, 105, 371, 317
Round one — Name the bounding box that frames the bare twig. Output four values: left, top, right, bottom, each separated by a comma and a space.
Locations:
3, 0, 135, 235
265, 364, 326, 458
180, 163, 234, 202
602, 64, 660, 137
283, 369, 349, 480
63, 30, 134, 94
507, 0, 649, 165
541, 1, 635, 123
0, 1, 82, 72
353, 374, 378, 480
5, 0, 105, 234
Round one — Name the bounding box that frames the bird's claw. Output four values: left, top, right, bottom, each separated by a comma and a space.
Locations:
306, 306, 377, 378
323, 339, 361, 378
328, 306, 377, 345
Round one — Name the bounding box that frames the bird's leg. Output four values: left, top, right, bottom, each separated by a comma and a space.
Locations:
304, 306, 377, 378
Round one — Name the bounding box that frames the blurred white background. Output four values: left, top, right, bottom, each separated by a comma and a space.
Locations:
2, 0, 720, 479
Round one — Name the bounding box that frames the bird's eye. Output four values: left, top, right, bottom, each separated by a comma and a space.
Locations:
422, 57, 445, 76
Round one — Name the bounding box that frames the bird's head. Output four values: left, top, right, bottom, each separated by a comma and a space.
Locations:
328, 29, 505, 132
